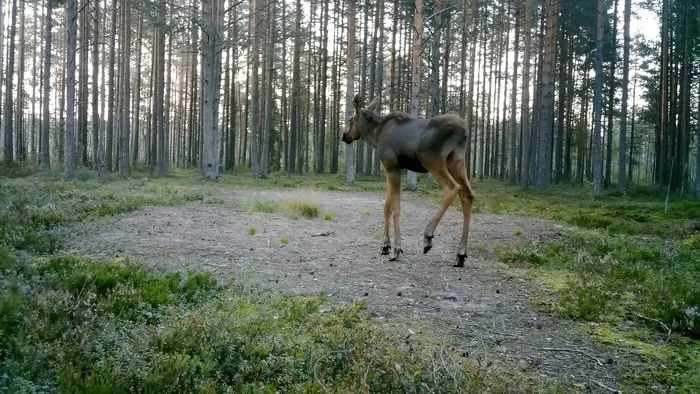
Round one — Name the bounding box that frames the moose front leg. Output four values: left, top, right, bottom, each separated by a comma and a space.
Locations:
387, 171, 403, 261
380, 187, 392, 255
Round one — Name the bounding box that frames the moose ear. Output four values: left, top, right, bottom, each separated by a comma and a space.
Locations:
353, 94, 362, 112
367, 96, 379, 111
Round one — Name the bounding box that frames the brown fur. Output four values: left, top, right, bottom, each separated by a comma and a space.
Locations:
342, 94, 475, 267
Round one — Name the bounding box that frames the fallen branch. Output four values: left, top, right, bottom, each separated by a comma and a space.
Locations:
632, 312, 672, 341
538, 347, 604, 366
588, 378, 622, 393
311, 231, 334, 237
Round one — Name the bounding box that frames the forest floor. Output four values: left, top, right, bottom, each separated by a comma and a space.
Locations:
65, 184, 635, 392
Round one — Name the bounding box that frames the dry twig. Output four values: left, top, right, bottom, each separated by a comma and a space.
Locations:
588, 378, 622, 393
538, 347, 604, 366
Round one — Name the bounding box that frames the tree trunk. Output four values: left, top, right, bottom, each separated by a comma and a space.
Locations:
119, 0, 131, 175
345, 0, 356, 185
592, 0, 605, 196
289, 0, 302, 173
106, 0, 117, 171
92, 0, 104, 176
536, 0, 558, 189
430, 0, 445, 117
65, 0, 77, 178
466, 0, 478, 178
618, 0, 630, 191
157, 0, 167, 176
78, 0, 89, 167
520, 0, 532, 189
202, 0, 223, 179
132, 17, 143, 164
40, 2, 53, 170
262, 0, 276, 176
509, 0, 519, 184
408, 0, 423, 191
3, 0, 17, 162
248, 0, 261, 177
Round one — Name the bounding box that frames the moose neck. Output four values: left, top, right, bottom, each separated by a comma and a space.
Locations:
358, 123, 379, 149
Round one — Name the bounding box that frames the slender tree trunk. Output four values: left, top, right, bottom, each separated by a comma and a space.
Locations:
536, 0, 558, 189
132, 18, 143, 164
202, 0, 223, 179
106, 0, 117, 171
696, 68, 700, 199
248, 0, 261, 177
520, 0, 532, 189
408, 0, 423, 191
119, 0, 131, 175
65, 0, 77, 178
289, 0, 302, 173
40, 2, 53, 170
509, 0, 519, 184
92, 0, 104, 175
157, 0, 167, 176
3, 0, 18, 162
466, 0, 478, 178
430, 0, 445, 117
262, 0, 275, 176
345, 0, 356, 185
592, 0, 605, 195
618, 0, 631, 191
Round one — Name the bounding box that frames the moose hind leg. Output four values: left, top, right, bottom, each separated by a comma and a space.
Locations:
380, 181, 393, 255
448, 156, 475, 267
422, 161, 461, 255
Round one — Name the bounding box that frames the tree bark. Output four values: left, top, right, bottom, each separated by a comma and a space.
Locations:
509, 0, 520, 184
618, 0, 631, 191
157, 0, 167, 176
65, 0, 77, 178
592, 0, 605, 196
408, 0, 423, 191
93, 0, 104, 176
106, 0, 118, 171
3, 0, 17, 162
289, 0, 302, 173
345, 0, 356, 185
520, 0, 532, 189
536, 0, 558, 189
119, 0, 131, 175
262, 0, 276, 176
202, 0, 223, 179
40, 2, 53, 170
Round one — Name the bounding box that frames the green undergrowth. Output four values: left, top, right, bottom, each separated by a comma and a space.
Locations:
2, 252, 502, 393
0, 170, 582, 392
497, 228, 700, 391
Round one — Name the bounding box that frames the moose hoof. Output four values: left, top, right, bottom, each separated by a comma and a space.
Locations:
454, 253, 467, 268
423, 235, 434, 254
389, 248, 403, 261
380, 245, 391, 255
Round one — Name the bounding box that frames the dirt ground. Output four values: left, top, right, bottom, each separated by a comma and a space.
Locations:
65, 186, 631, 392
